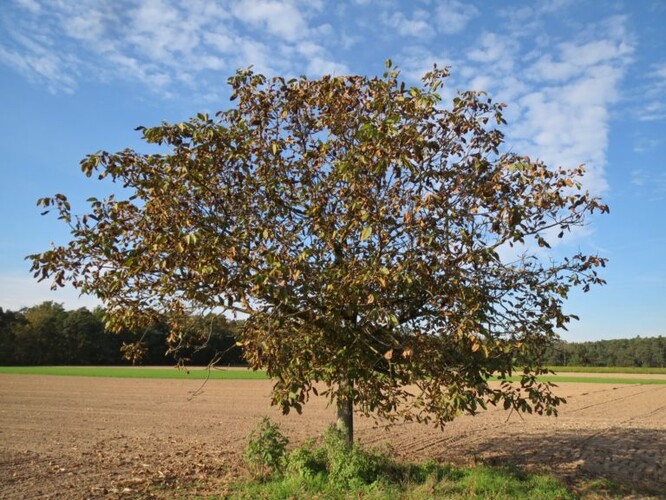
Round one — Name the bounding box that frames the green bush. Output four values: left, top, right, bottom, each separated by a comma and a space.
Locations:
244, 417, 289, 478
321, 426, 387, 488
285, 438, 327, 478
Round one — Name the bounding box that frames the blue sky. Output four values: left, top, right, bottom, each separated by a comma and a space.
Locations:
0, 0, 664, 341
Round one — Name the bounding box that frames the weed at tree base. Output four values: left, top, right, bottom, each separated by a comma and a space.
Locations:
234, 418, 577, 499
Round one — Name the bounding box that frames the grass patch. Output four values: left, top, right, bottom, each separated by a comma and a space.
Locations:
494, 375, 666, 385
0, 366, 268, 380
548, 365, 666, 375
229, 422, 577, 499
2, 366, 664, 384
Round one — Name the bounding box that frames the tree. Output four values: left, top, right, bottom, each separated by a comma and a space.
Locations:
14, 302, 67, 365
62, 307, 111, 364
0, 307, 25, 365
30, 63, 608, 443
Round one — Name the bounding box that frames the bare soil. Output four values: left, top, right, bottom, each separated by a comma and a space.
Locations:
1, 373, 664, 498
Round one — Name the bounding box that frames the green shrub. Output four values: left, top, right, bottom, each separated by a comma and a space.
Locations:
285, 438, 327, 478
321, 426, 387, 488
244, 416, 289, 478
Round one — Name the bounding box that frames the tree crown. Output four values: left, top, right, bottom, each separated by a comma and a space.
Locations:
31, 63, 608, 425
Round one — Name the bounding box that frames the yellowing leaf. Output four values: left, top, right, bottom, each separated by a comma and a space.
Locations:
366, 294, 375, 305
360, 226, 372, 241
384, 349, 393, 360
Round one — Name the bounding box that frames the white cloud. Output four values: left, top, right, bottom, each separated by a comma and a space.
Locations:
435, 0, 479, 34
382, 10, 434, 39
631, 169, 646, 186
653, 63, 666, 80
467, 33, 517, 69
307, 56, 349, 76
0, 0, 347, 97
296, 40, 350, 76
638, 62, 666, 121
460, 17, 635, 198
633, 136, 662, 153
15, 0, 40, 13
237, 37, 276, 74
204, 32, 237, 53
231, 0, 309, 42
0, 31, 79, 94
63, 10, 106, 42
630, 169, 666, 201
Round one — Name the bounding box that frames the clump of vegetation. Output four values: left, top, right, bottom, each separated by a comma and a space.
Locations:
244, 417, 290, 478
288, 426, 388, 489
238, 420, 575, 498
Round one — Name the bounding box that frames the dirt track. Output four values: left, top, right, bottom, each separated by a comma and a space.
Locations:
1, 374, 665, 498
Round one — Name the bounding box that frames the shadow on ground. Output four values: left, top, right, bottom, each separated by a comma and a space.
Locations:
464, 427, 665, 497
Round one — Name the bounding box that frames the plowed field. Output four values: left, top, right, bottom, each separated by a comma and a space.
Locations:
1, 373, 664, 498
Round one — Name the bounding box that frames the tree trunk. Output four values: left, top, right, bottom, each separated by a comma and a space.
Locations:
336, 379, 354, 444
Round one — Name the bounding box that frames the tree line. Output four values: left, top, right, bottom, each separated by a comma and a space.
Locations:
543, 336, 666, 368
1, 302, 663, 368
0, 302, 244, 366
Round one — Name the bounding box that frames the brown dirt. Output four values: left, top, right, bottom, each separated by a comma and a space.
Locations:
1, 374, 664, 499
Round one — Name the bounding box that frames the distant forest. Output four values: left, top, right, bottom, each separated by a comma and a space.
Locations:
0, 302, 243, 366
1, 302, 664, 367
542, 336, 665, 368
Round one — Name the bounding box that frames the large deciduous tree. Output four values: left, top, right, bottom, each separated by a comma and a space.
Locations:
30, 63, 608, 442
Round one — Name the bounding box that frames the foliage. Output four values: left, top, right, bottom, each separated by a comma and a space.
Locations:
0, 307, 25, 364
245, 417, 289, 478
544, 336, 666, 368
29, 62, 608, 433
232, 430, 575, 499
287, 426, 388, 488
0, 302, 243, 366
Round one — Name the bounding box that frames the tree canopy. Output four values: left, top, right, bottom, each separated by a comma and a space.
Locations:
30, 63, 608, 440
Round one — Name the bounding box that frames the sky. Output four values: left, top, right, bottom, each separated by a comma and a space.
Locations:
0, 0, 664, 342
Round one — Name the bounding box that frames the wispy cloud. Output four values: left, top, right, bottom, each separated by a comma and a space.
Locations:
631, 169, 666, 201
381, 10, 435, 39
637, 62, 666, 121
435, 0, 479, 35
0, 0, 639, 203
0, 0, 346, 96
231, 0, 310, 41
462, 15, 633, 197
633, 136, 663, 154
399, 14, 632, 199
